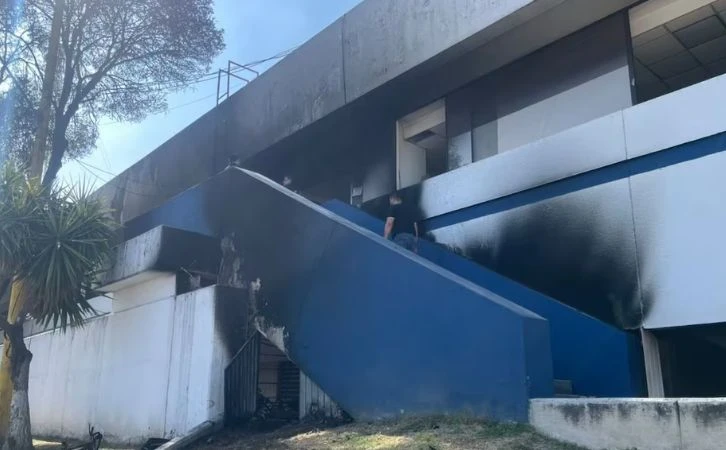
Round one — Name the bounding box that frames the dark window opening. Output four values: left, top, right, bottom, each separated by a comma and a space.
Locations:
658, 323, 726, 397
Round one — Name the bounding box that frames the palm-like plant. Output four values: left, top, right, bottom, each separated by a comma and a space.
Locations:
0, 165, 116, 450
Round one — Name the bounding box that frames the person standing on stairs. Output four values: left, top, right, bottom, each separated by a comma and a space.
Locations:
384, 192, 419, 253
282, 175, 301, 195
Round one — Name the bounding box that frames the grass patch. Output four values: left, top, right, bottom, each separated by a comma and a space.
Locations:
192, 415, 585, 450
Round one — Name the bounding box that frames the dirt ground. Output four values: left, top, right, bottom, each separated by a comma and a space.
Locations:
191, 417, 584, 450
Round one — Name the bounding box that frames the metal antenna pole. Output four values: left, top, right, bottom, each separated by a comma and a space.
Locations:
216, 69, 223, 105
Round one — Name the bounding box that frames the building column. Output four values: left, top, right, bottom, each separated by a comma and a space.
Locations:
641, 328, 665, 397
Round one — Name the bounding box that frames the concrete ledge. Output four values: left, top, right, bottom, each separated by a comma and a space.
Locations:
100, 226, 220, 291
530, 398, 726, 450
678, 399, 726, 450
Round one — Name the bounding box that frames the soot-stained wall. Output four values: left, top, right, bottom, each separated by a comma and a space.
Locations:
351, 8, 726, 332
630, 148, 726, 329
355, 12, 634, 204
346, 12, 632, 209
324, 199, 645, 397
428, 180, 643, 328
362, 156, 643, 328
96, 1, 641, 225
363, 107, 726, 332
125, 168, 554, 422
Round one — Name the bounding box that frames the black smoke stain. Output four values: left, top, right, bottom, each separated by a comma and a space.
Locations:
214, 286, 250, 357
586, 403, 611, 423
427, 200, 649, 329
617, 402, 636, 419
559, 403, 585, 425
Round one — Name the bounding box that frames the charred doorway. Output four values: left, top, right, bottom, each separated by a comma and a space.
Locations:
255, 337, 300, 425
224, 332, 345, 427
224, 332, 300, 428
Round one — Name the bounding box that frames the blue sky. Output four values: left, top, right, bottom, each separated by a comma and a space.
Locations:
59, 0, 362, 185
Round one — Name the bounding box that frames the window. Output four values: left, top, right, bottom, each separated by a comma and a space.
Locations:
444, 14, 632, 170
630, 0, 726, 102
396, 99, 447, 189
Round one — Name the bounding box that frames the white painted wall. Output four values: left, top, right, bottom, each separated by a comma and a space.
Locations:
633, 150, 726, 329
112, 272, 176, 313
165, 287, 231, 437
26, 274, 234, 446
28, 316, 109, 440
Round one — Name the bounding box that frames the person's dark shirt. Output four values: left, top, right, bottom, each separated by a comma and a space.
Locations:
388, 202, 416, 237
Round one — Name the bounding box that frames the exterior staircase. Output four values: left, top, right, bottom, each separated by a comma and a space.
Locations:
125, 168, 553, 422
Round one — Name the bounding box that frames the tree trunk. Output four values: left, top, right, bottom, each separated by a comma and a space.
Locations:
0, 336, 13, 445
41, 118, 68, 187
2, 338, 32, 450
0, 282, 27, 444
29, 0, 65, 180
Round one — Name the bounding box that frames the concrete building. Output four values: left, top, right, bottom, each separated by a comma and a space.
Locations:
26, 0, 726, 444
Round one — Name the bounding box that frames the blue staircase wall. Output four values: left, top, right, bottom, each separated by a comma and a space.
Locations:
125, 168, 554, 422
323, 199, 645, 397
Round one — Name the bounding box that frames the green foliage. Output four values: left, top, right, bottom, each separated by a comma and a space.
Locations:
1, 0, 225, 183
0, 164, 117, 329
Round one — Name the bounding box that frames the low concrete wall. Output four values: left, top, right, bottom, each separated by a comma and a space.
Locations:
530, 398, 726, 450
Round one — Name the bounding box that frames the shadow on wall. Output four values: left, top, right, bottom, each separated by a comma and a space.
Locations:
430, 200, 650, 329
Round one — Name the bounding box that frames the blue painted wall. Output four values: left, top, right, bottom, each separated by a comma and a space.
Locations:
126, 168, 554, 422
324, 199, 645, 397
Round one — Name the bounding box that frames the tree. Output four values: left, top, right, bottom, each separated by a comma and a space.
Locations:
0, 0, 25, 85
1, 0, 224, 184
0, 1, 222, 443
0, 165, 116, 450
0, 78, 99, 170
0, 83, 37, 166
28, 0, 64, 178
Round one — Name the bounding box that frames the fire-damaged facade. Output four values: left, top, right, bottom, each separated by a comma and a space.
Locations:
25, 0, 726, 445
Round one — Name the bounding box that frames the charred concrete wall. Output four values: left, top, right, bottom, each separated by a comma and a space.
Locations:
95, 0, 639, 223
363, 74, 726, 331
324, 199, 645, 397
124, 168, 554, 422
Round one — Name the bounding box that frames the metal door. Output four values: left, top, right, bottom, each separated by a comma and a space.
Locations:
224, 332, 260, 423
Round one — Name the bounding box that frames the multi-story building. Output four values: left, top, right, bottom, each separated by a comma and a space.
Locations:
28, 0, 726, 444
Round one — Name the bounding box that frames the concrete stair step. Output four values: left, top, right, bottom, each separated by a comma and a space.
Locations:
554, 379, 573, 396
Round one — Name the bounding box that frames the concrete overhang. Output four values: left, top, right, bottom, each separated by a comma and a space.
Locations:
99, 226, 220, 292
96, 0, 641, 224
